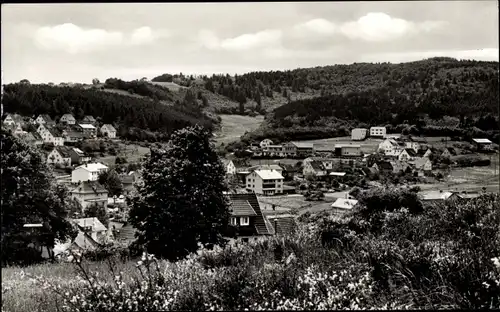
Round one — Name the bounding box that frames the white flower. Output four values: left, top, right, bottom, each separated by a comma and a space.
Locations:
491, 257, 500, 269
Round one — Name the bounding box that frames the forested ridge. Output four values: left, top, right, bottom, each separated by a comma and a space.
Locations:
2, 83, 215, 142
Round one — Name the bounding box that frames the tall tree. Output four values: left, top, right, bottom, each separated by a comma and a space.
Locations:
128, 125, 230, 261
1, 129, 76, 265
98, 169, 123, 197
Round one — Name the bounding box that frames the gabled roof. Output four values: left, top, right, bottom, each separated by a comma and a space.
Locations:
309, 161, 325, 171
61, 114, 75, 120
403, 148, 417, 157
329, 172, 346, 176
72, 217, 107, 232
266, 215, 297, 236
228, 193, 272, 236
101, 124, 116, 132
229, 199, 258, 217
254, 169, 284, 180
419, 191, 454, 201
72, 147, 87, 156
47, 127, 63, 137
82, 115, 96, 122
412, 157, 431, 169
79, 123, 96, 129
376, 161, 393, 170
443, 147, 457, 155
331, 198, 359, 210
71, 181, 108, 195
53, 146, 73, 158
457, 193, 482, 199
247, 164, 283, 172
38, 114, 54, 123
4, 113, 24, 123
416, 149, 429, 157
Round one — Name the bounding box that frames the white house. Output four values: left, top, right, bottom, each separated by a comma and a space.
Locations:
246, 169, 284, 196
37, 125, 64, 146
398, 148, 418, 162
378, 139, 405, 157
370, 127, 386, 138
71, 163, 109, 183
3, 113, 24, 127
60, 114, 76, 125
331, 198, 359, 210
223, 159, 237, 175
410, 158, 433, 175
35, 114, 55, 126
47, 146, 73, 166
72, 217, 107, 243
78, 124, 97, 137
351, 128, 368, 141
259, 139, 274, 149
100, 124, 117, 138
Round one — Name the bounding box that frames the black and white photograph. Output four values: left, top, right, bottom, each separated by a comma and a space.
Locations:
1, 1, 499, 311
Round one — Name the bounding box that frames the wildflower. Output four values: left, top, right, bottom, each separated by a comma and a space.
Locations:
491, 257, 500, 269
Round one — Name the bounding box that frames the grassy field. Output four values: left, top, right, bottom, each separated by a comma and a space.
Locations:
149, 81, 186, 92
97, 142, 150, 166
214, 114, 264, 146
2, 260, 140, 312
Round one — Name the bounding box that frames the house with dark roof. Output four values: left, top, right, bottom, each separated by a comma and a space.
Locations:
35, 114, 55, 126
70, 147, 91, 165
372, 161, 393, 174
18, 132, 43, 146
81, 115, 96, 125
2, 113, 25, 127
119, 173, 136, 195
398, 148, 418, 162
441, 147, 457, 158
70, 181, 108, 211
303, 160, 327, 177
227, 193, 273, 242
60, 114, 76, 125
47, 146, 73, 166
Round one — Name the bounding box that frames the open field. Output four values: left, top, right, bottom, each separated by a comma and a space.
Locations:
97, 142, 150, 165
214, 114, 264, 146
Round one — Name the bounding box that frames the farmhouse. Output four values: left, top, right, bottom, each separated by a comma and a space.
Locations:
398, 148, 418, 162
71, 162, 109, 183
2, 113, 24, 127
59, 114, 76, 125
78, 124, 97, 137
351, 128, 368, 141
47, 146, 73, 166
227, 193, 273, 242
70, 182, 109, 211
245, 169, 284, 196
100, 124, 117, 138
72, 217, 108, 244
378, 138, 405, 157
35, 114, 55, 126
331, 198, 359, 210
472, 138, 493, 151
81, 115, 96, 125
222, 159, 237, 175
369, 126, 386, 138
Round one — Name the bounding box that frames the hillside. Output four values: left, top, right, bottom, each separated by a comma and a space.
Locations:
231, 58, 499, 143
2, 83, 215, 142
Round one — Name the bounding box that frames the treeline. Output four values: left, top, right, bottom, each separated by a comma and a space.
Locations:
103, 78, 173, 101
2, 83, 214, 142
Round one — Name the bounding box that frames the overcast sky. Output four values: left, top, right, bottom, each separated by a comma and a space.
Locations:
1, 1, 498, 84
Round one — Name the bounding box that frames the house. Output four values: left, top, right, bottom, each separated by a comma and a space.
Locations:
291, 142, 314, 157
378, 139, 405, 157
222, 159, 237, 175
72, 217, 107, 244
245, 169, 284, 196
63, 130, 88, 143
331, 198, 359, 210
70, 181, 109, 211
35, 114, 55, 126
334, 144, 362, 157
81, 115, 96, 125
282, 142, 298, 157
266, 214, 297, 236
38, 126, 64, 146
71, 163, 109, 183
119, 173, 136, 195
417, 148, 433, 158
3, 113, 24, 127
361, 167, 378, 177
351, 128, 368, 141
472, 138, 493, 152
259, 139, 274, 149
389, 160, 409, 174
100, 124, 117, 138
264, 144, 285, 157
419, 190, 455, 202
303, 160, 327, 178
47, 146, 73, 166
70, 147, 91, 165
278, 163, 298, 181
59, 114, 76, 125
398, 148, 418, 162
53, 230, 101, 258
78, 124, 97, 137
441, 147, 457, 158
247, 164, 283, 175
372, 161, 393, 174
227, 193, 273, 242
410, 158, 433, 175
18, 132, 43, 146
12, 124, 27, 136
370, 127, 386, 138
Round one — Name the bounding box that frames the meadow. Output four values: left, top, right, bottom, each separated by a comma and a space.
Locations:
214, 114, 264, 146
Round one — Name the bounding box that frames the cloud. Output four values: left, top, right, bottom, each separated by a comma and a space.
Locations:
293, 18, 336, 36
340, 12, 446, 42
200, 29, 282, 51
34, 23, 167, 53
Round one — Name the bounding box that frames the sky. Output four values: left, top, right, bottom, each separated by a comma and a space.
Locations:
1, 1, 498, 84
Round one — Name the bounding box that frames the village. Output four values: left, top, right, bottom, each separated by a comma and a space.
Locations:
2, 111, 498, 258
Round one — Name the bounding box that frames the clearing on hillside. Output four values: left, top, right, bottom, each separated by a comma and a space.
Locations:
215, 114, 264, 146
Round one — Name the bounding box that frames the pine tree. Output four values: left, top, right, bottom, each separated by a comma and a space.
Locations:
128, 125, 231, 260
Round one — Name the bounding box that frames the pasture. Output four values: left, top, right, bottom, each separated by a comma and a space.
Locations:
214, 114, 264, 146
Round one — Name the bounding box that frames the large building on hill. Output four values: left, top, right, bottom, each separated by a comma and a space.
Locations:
245, 169, 284, 195
71, 163, 109, 183
351, 128, 368, 141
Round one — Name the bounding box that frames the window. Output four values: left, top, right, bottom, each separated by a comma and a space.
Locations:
230, 217, 238, 226
240, 217, 250, 226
